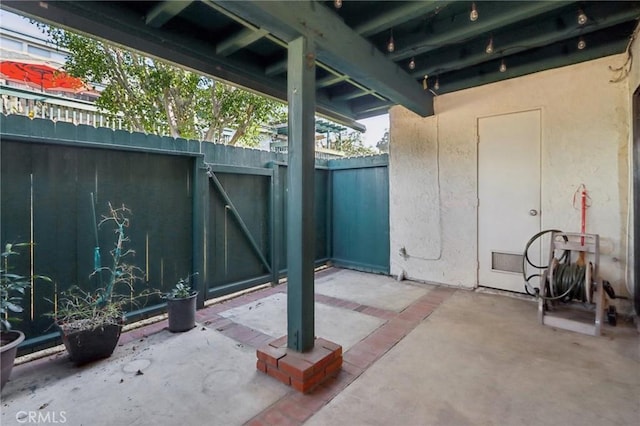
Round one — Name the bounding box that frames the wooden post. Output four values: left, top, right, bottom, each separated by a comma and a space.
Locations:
286, 36, 316, 352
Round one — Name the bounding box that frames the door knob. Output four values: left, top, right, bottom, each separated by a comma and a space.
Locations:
529, 209, 538, 216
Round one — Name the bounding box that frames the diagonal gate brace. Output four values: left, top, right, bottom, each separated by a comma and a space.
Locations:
207, 170, 272, 274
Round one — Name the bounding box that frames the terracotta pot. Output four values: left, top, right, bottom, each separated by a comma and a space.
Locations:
1, 330, 25, 390
167, 292, 198, 332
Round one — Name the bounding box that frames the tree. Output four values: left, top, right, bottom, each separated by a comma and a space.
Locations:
376, 129, 389, 153
40, 24, 285, 146
332, 131, 377, 157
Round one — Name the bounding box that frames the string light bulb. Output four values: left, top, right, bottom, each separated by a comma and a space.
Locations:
485, 37, 494, 54
577, 37, 586, 50
334, 0, 342, 9
470, 2, 478, 21
434, 78, 440, 91
387, 29, 395, 53
499, 59, 507, 73
577, 9, 587, 25
409, 57, 416, 70
423, 75, 428, 90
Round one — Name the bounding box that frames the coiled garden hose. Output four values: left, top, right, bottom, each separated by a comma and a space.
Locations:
522, 229, 568, 296
546, 262, 588, 302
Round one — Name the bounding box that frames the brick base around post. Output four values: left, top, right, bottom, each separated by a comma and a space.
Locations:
256, 336, 343, 393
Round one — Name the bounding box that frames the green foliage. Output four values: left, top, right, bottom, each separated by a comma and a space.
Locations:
53, 286, 125, 333
53, 202, 150, 332
93, 203, 144, 307
376, 129, 389, 153
1, 243, 51, 333
333, 131, 377, 157
38, 23, 285, 146
164, 273, 198, 300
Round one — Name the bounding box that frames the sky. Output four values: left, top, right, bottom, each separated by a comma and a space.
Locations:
359, 114, 389, 148
1, 9, 389, 148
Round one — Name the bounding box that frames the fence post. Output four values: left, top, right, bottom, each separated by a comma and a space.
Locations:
192, 155, 208, 309
270, 162, 282, 287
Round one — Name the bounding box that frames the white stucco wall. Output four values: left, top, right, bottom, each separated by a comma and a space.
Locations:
390, 54, 631, 302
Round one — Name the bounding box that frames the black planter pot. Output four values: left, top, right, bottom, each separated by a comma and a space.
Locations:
61, 322, 122, 365
167, 292, 198, 332
1, 330, 25, 390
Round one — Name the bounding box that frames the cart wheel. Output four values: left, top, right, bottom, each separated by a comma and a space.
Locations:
607, 306, 617, 326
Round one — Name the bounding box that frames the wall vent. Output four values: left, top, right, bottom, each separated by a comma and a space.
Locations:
491, 252, 523, 273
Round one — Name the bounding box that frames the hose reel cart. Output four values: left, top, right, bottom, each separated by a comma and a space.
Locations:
527, 231, 610, 336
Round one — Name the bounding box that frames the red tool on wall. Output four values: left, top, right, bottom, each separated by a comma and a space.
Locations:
573, 184, 591, 266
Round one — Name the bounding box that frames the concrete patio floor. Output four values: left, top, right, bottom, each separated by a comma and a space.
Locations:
1, 268, 638, 426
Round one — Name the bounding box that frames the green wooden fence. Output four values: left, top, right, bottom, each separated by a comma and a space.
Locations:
0, 115, 388, 353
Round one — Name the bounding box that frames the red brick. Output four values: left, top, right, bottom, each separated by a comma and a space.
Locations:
212, 318, 236, 332
315, 338, 342, 357
266, 365, 291, 385
247, 333, 273, 349
354, 339, 386, 359
324, 356, 342, 376
226, 325, 261, 342
257, 345, 287, 367
291, 369, 325, 393
398, 307, 426, 322
279, 354, 315, 381
256, 359, 267, 373
297, 344, 334, 368
331, 369, 356, 390
387, 317, 418, 332
343, 301, 360, 310
288, 392, 327, 412
343, 346, 378, 369
272, 398, 314, 422
269, 335, 288, 349
311, 377, 342, 401
363, 330, 400, 349
245, 417, 268, 426
262, 408, 298, 426
340, 360, 364, 377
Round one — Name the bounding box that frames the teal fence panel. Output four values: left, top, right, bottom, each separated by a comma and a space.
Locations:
329, 155, 390, 274
0, 115, 391, 353
1, 117, 197, 353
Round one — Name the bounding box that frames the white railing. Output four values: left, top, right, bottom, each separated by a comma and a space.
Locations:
1, 87, 128, 130
1, 86, 346, 159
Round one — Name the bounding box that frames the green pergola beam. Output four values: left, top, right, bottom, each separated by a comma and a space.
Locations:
438, 38, 628, 94
286, 36, 316, 352
0, 0, 364, 130
353, 0, 453, 37
217, 27, 269, 57
410, 6, 640, 79
390, 1, 571, 61
214, 0, 433, 117
145, 0, 193, 28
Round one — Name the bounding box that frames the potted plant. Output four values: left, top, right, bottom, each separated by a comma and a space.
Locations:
1, 243, 51, 390
54, 202, 145, 365
164, 274, 198, 332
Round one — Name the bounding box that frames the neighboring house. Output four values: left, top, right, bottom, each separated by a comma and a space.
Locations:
269, 120, 346, 159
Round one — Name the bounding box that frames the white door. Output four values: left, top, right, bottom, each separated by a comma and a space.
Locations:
478, 110, 541, 293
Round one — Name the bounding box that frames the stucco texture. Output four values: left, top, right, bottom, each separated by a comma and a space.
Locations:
390, 54, 631, 302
